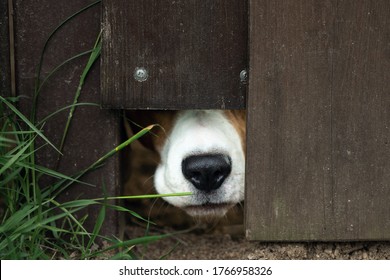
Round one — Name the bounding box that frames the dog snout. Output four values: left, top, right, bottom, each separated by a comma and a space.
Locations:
182, 154, 232, 192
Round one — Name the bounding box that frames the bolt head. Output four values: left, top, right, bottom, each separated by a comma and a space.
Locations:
240, 69, 248, 83
134, 67, 148, 82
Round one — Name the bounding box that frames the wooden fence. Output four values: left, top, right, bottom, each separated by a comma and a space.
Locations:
246, 0, 390, 240
2, 0, 121, 238
2, 0, 389, 241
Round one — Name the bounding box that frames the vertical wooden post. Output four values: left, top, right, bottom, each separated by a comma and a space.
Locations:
0, 0, 12, 98
13, 0, 121, 238
246, 0, 390, 241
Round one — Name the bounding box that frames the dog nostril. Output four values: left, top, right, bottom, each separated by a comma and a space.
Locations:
190, 172, 202, 186
182, 154, 232, 192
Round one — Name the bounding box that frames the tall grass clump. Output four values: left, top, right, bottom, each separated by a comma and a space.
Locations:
0, 96, 178, 259
0, 1, 189, 259
0, 98, 163, 259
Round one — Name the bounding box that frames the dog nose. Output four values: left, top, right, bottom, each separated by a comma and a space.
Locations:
182, 154, 232, 192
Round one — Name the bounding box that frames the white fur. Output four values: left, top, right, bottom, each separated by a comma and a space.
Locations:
154, 110, 245, 217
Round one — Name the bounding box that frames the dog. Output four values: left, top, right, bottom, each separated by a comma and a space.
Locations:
125, 110, 246, 219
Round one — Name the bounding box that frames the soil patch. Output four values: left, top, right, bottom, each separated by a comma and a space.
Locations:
125, 224, 390, 260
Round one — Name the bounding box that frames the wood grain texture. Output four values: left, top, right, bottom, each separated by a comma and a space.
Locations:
330, 0, 390, 240
246, 0, 390, 241
102, 0, 247, 109
14, 0, 121, 238
0, 0, 11, 97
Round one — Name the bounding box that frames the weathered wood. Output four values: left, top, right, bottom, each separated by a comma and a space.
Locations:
246, 0, 390, 241
14, 0, 121, 238
0, 0, 11, 97
246, 0, 334, 241
330, 0, 390, 240
101, 0, 248, 109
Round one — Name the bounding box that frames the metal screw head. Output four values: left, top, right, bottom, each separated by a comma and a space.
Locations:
240, 69, 248, 83
134, 67, 148, 82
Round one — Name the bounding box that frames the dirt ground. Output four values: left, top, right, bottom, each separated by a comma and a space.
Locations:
123, 140, 390, 260
125, 224, 390, 260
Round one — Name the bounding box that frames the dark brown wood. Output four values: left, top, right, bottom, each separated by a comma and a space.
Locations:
14, 0, 120, 238
246, 0, 390, 241
330, 0, 390, 240
246, 0, 334, 241
0, 0, 11, 97
101, 0, 248, 109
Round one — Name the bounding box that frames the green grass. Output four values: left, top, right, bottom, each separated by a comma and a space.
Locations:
0, 95, 190, 259
0, 1, 190, 260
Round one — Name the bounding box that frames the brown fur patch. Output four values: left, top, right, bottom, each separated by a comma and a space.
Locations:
223, 110, 246, 153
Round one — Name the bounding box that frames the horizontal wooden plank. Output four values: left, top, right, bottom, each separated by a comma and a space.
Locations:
101, 0, 248, 109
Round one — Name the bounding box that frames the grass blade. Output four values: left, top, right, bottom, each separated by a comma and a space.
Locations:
51, 125, 158, 197
36, 49, 95, 94
37, 102, 99, 127
32, 0, 101, 121
0, 96, 61, 154
0, 158, 92, 186
0, 204, 38, 233
84, 202, 106, 256
102, 192, 193, 201
59, 34, 101, 153
87, 234, 173, 259
0, 137, 35, 176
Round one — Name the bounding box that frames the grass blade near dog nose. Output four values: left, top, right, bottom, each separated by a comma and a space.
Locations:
98, 192, 193, 201
84, 124, 154, 176
49, 124, 193, 199
50, 124, 158, 196
94, 124, 156, 167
